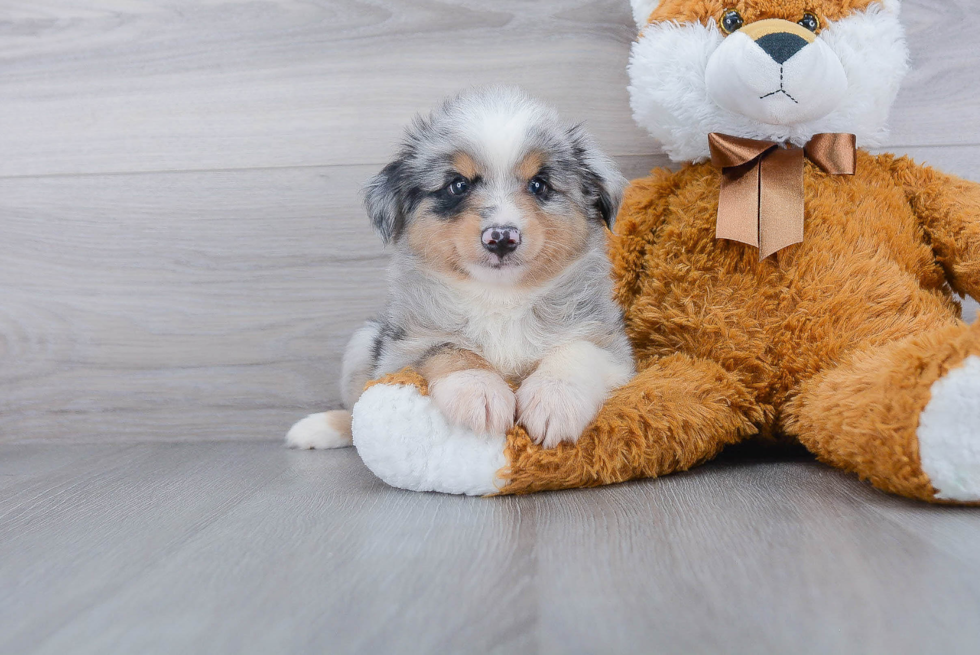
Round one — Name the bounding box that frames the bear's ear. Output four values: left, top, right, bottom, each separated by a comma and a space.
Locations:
630, 0, 660, 28
363, 158, 411, 245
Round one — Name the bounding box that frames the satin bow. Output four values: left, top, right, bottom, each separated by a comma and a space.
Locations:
708, 132, 856, 260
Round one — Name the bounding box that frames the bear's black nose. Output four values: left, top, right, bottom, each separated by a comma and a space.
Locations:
756, 32, 808, 65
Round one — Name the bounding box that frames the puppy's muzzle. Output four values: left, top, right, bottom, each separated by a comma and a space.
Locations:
482, 226, 521, 257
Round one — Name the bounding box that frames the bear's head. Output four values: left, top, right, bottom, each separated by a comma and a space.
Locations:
628, 0, 909, 162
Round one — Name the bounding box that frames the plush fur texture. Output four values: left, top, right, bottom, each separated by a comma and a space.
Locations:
349, 0, 980, 502
497, 152, 980, 500
353, 370, 507, 496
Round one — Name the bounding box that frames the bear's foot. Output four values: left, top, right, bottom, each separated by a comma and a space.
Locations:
789, 321, 980, 503
918, 355, 980, 502
351, 377, 507, 495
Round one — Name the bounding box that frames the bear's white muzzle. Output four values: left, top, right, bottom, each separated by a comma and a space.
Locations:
705, 18, 848, 126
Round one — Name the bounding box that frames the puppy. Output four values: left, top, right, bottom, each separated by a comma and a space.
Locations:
287, 87, 634, 451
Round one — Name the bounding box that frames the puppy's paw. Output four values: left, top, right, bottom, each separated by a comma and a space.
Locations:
516, 374, 604, 449
429, 369, 516, 436
286, 410, 353, 449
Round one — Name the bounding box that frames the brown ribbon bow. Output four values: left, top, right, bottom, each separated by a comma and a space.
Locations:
708, 132, 856, 259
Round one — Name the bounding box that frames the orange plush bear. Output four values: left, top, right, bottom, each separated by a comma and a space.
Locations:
351, 0, 980, 503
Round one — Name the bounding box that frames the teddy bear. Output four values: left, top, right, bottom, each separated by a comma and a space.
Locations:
348, 0, 980, 503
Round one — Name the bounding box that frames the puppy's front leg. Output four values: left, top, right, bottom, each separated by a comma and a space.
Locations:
420, 348, 516, 437
517, 341, 634, 449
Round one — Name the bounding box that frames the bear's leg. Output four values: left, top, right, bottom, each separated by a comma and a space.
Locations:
785, 321, 980, 503
497, 353, 763, 494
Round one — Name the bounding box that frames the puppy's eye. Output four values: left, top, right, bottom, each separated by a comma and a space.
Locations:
446, 176, 470, 196
527, 176, 549, 198
720, 9, 743, 34
798, 12, 819, 32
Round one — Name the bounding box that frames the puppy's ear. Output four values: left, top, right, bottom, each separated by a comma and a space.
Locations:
569, 125, 628, 229
364, 158, 411, 245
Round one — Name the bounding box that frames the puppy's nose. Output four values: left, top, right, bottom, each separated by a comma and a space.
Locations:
756, 32, 808, 64
481, 226, 521, 257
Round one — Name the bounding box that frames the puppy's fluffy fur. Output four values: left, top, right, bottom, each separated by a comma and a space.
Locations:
287, 87, 634, 450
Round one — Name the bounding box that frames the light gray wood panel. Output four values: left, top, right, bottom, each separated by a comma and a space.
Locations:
0, 0, 645, 177
3, 443, 980, 654
2, 0, 979, 178
889, 0, 980, 146
0, 165, 387, 443
0, 155, 666, 444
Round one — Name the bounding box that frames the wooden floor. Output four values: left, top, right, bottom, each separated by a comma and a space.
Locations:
1, 442, 979, 655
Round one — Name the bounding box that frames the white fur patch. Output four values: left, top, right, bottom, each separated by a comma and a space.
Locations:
352, 383, 507, 496
411, 268, 622, 380
917, 356, 980, 502
628, 2, 908, 162
340, 322, 381, 408
516, 340, 634, 448
285, 411, 353, 449
466, 97, 540, 177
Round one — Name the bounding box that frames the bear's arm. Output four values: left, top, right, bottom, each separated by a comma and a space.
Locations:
888, 156, 980, 302
610, 166, 690, 310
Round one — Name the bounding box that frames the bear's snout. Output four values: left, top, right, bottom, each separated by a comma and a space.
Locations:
741, 19, 817, 64
704, 18, 847, 127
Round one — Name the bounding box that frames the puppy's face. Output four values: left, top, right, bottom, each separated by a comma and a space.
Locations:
402, 148, 593, 288
365, 88, 626, 288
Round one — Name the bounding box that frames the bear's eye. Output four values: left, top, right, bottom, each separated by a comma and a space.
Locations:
446, 176, 470, 196
798, 12, 819, 32
720, 9, 744, 34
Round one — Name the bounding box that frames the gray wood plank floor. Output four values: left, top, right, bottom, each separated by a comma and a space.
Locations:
1, 442, 979, 655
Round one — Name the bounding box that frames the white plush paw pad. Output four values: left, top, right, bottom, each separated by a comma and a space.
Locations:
918, 355, 980, 501
285, 411, 352, 449
429, 369, 516, 436
516, 374, 602, 449
352, 383, 507, 496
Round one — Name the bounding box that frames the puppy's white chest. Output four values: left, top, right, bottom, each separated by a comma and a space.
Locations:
462, 302, 548, 378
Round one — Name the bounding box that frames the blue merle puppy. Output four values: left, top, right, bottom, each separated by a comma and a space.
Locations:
287, 87, 634, 450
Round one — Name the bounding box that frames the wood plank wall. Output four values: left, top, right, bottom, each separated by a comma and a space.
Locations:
1, 0, 978, 443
